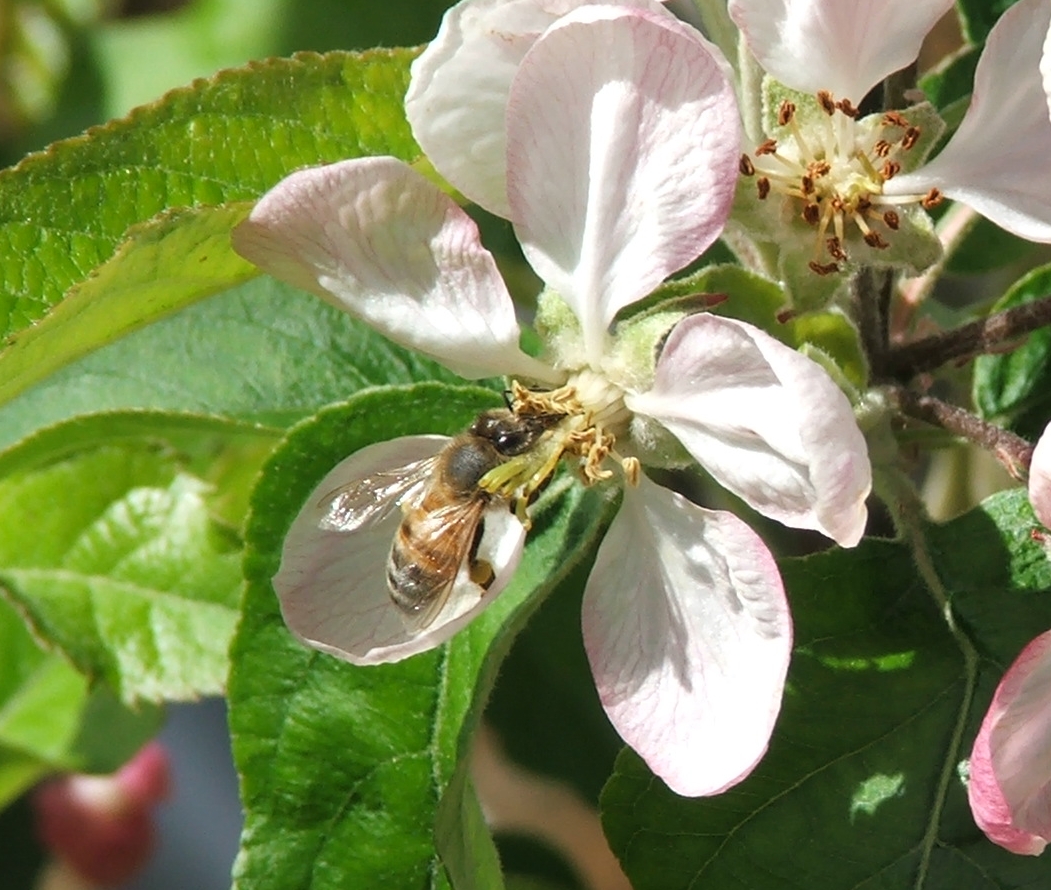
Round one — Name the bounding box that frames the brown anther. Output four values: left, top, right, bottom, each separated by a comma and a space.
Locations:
807, 160, 831, 178
800, 175, 815, 195
882, 210, 900, 230
756, 177, 771, 199
809, 260, 840, 275
739, 154, 755, 176
816, 90, 836, 115
873, 139, 892, 158
883, 111, 910, 129
901, 127, 921, 150
778, 101, 796, 127
835, 98, 860, 118
863, 231, 889, 249
880, 160, 901, 180
775, 307, 798, 324
801, 202, 821, 225
826, 237, 847, 261
856, 196, 872, 213
921, 188, 943, 209
755, 138, 778, 156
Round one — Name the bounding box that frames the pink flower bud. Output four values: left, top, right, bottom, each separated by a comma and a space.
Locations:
33, 742, 171, 886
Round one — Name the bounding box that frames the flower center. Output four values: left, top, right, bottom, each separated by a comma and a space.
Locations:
479, 374, 638, 507
739, 93, 942, 274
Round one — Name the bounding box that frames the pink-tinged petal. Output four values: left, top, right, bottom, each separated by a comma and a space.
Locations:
407, 0, 588, 218
582, 478, 791, 796
507, 4, 740, 361
969, 629, 1051, 854
273, 435, 526, 666
1030, 423, 1051, 529
232, 156, 556, 382
883, 0, 1051, 243
728, 0, 952, 101
626, 314, 870, 545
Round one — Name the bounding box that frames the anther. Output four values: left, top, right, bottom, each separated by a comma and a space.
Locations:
755, 138, 778, 156
756, 177, 771, 199
801, 202, 820, 225
921, 188, 943, 209
809, 260, 840, 275
778, 101, 796, 127
816, 90, 836, 115
740, 154, 755, 175
826, 237, 847, 261
882, 210, 900, 230
800, 175, 815, 195
901, 127, 921, 150
883, 111, 909, 128
873, 140, 892, 158
880, 160, 901, 180
835, 98, 860, 118
863, 231, 889, 249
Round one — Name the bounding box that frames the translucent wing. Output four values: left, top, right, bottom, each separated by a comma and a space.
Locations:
317, 456, 437, 532
390, 499, 490, 632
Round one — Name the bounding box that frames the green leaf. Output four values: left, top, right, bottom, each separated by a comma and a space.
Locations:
972, 263, 1051, 439
955, 0, 1019, 43
601, 488, 1051, 888
0, 444, 242, 705
229, 384, 616, 890
0, 47, 419, 403
0, 205, 256, 406
0, 276, 465, 454
918, 45, 980, 131
0, 597, 161, 809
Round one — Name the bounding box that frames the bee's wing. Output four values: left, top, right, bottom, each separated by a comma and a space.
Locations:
317, 456, 437, 532
394, 499, 489, 633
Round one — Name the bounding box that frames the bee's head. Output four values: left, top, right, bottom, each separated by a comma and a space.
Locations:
470, 409, 561, 456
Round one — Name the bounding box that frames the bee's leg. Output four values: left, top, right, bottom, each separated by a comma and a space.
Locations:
469, 558, 495, 590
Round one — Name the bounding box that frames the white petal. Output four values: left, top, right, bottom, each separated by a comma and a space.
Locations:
626, 314, 870, 546
231, 156, 556, 381
582, 478, 791, 796
273, 435, 526, 665
406, 0, 587, 218
1030, 422, 1051, 529
507, 4, 740, 361
728, 0, 952, 101
883, 0, 1051, 243
969, 629, 1051, 855
1042, 17, 1051, 123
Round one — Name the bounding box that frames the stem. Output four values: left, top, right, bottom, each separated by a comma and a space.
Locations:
892, 387, 1035, 479
852, 267, 893, 379
882, 293, 1051, 381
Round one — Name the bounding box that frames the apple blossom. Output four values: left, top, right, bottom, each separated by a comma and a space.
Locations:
967, 422, 1051, 854
233, 3, 871, 796
729, 0, 1051, 281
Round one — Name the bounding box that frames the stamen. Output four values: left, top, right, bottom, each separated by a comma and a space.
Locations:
756, 177, 771, 199
755, 138, 778, 156
882, 210, 900, 230
740, 154, 755, 175
778, 101, 795, 127
900, 127, 920, 150
809, 260, 840, 275
816, 90, 836, 115
922, 188, 943, 209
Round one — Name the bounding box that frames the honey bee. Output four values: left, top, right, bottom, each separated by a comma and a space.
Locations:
317, 408, 564, 630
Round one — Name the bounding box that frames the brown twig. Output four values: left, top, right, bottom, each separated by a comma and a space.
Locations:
881, 294, 1051, 382
892, 386, 1035, 479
